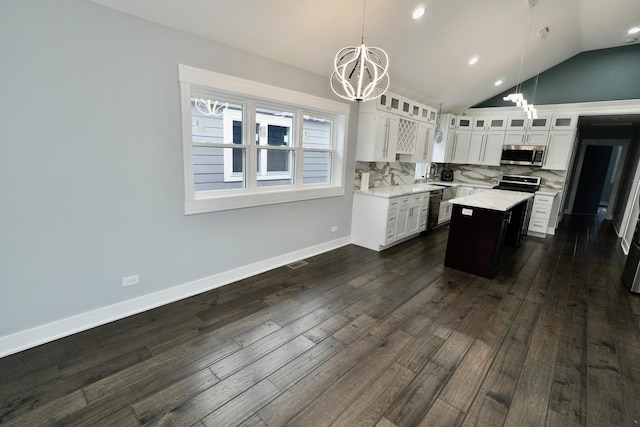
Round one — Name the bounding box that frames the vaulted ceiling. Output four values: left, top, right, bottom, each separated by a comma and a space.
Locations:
91, 0, 640, 113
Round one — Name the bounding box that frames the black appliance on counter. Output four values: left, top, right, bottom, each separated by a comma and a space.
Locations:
492, 174, 541, 193
440, 169, 454, 181
493, 174, 541, 242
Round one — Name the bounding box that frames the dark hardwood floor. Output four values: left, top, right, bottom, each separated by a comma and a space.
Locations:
2, 211, 640, 426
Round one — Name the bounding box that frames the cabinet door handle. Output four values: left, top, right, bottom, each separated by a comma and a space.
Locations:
453, 134, 458, 158
423, 128, 430, 160
384, 119, 390, 156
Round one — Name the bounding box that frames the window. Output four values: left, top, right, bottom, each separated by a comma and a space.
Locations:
179, 65, 349, 214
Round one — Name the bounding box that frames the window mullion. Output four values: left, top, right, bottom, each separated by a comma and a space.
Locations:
246, 100, 258, 191
294, 109, 304, 187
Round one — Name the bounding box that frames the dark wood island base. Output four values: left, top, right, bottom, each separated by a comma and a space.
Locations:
444, 200, 528, 278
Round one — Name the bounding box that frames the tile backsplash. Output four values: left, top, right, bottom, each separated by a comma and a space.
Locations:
355, 161, 417, 189
355, 162, 567, 192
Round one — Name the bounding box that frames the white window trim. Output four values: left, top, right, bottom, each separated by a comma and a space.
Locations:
179, 64, 350, 214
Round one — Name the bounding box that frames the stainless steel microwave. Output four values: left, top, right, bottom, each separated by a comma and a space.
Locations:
500, 145, 546, 167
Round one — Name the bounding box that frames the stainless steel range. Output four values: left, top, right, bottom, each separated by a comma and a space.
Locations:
493, 174, 541, 193
493, 174, 541, 237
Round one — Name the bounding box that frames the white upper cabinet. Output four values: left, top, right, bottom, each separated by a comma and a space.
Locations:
487, 117, 507, 131
358, 91, 439, 162
367, 91, 437, 124
506, 116, 527, 131
356, 111, 398, 162
456, 117, 473, 130
527, 116, 552, 131
472, 117, 488, 131
550, 114, 578, 130
450, 130, 472, 163
543, 131, 575, 170
505, 115, 551, 146
446, 114, 458, 129
376, 92, 402, 115
473, 117, 507, 131
468, 131, 505, 165
468, 116, 507, 165
506, 115, 550, 130
395, 117, 419, 156
400, 99, 419, 119
421, 105, 438, 124
413, 122, 435, 163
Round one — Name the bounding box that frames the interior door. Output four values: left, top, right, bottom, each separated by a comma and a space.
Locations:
573, 145, 613, 214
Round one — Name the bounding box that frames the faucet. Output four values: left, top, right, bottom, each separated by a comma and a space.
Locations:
427, 163, 438, 179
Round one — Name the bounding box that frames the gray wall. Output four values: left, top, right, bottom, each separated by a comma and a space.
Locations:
475, 44, 640, 107
0, 0, 357, 339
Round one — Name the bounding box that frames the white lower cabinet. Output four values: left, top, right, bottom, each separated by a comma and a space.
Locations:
438, 201, 452, 225
527, 193, 560, 237
352, 192, 429, 251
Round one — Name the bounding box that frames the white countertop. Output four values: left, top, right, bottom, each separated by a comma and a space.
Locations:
355, 183, 446, 198
448, 189, 534, 212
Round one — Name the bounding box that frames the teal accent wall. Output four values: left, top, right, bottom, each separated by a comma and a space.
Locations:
474, 44, 640, 107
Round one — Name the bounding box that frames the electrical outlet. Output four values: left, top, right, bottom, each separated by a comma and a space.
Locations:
122, 275, 139, 287
331, 226, 338, 232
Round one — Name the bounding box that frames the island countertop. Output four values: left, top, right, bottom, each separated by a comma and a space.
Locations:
447, 189, 534, 212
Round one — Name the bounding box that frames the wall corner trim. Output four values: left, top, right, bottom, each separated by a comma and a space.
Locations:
0, 236, 352, 358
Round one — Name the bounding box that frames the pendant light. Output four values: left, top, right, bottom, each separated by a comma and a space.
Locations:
330, 0, 390, 102
503, 0, 538, 113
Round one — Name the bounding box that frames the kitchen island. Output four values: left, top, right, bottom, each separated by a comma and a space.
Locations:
444, 190, 534, 279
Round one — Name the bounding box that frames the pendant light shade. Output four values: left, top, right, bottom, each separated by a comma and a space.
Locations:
330, 0, 390, 102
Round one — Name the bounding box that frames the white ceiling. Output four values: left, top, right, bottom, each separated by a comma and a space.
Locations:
91, 0, 640, 113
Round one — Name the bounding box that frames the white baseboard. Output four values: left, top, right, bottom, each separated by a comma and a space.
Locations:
0, 236, 351, 358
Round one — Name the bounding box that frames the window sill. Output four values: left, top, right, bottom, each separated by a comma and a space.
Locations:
185, 186, 346, 214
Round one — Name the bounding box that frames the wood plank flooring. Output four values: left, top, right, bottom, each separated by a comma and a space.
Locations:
2, 211, 640, 426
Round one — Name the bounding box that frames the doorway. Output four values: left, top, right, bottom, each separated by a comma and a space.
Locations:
567, 139, 627, 219
573, 145, 615, 214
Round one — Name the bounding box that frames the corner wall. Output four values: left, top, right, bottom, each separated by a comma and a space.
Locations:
0, 0, 357, 356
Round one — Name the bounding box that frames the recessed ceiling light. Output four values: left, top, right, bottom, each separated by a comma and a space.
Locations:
629, 27, 640, 35
468, 56, 479, 65
412, 6, 425, 20
494, 79, 503, 86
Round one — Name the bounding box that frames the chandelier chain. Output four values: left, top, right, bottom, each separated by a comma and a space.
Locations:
361, 0, 367, 44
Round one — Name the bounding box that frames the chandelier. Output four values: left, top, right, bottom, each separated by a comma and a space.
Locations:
330, 0, 390, 102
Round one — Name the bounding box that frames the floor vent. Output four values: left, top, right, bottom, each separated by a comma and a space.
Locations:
287, 260, 308, 269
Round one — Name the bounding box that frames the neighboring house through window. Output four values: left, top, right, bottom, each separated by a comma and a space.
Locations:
179, 65, 349, 214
